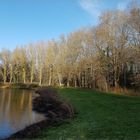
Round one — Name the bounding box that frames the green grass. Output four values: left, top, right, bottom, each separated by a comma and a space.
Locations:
36, 88, 140, 140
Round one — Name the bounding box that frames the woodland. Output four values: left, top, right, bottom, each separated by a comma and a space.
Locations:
0, 2, 139, 93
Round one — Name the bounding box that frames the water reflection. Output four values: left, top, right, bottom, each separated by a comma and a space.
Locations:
0, 89, 45, 139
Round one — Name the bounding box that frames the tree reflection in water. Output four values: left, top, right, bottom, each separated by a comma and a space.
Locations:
0, 89, 45, 139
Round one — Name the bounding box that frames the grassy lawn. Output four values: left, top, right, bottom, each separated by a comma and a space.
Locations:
36, 88, 140, 140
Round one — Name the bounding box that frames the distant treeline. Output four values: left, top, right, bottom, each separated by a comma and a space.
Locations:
0, 1, 140, 93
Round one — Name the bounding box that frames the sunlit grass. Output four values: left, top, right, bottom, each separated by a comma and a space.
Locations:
36, 88, 140, 140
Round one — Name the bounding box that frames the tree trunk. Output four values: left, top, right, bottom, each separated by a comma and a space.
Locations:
74, 75, 77, 88
39, 66, 42, 86
48, 68, 52, 86
23, 68, 26, 84
10, 65, 13, 83
67, 73, 70, 87
82, 73, 85, 88
58, 73, 62, 87
3, 65, 7, 83
30, 64, 34, 83
85, 69, 88, 88
105, 80, 108, 92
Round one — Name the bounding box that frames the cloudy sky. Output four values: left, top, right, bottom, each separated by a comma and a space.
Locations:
0, 0, 132, 50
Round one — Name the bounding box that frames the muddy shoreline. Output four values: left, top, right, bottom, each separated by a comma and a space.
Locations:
3, 87, 74, 140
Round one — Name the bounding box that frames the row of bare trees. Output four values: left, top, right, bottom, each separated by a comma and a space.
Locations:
0, 2, 140, 92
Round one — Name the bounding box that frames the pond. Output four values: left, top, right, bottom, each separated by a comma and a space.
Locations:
0, 89, 45, 139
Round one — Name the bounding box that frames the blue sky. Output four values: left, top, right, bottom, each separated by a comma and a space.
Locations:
0, 0, 131, 50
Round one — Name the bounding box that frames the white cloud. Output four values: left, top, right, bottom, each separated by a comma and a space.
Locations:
79, 0, 102, 20
78, 0, 133, 24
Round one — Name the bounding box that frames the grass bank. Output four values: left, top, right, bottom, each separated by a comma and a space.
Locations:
35, 88, 140, 140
